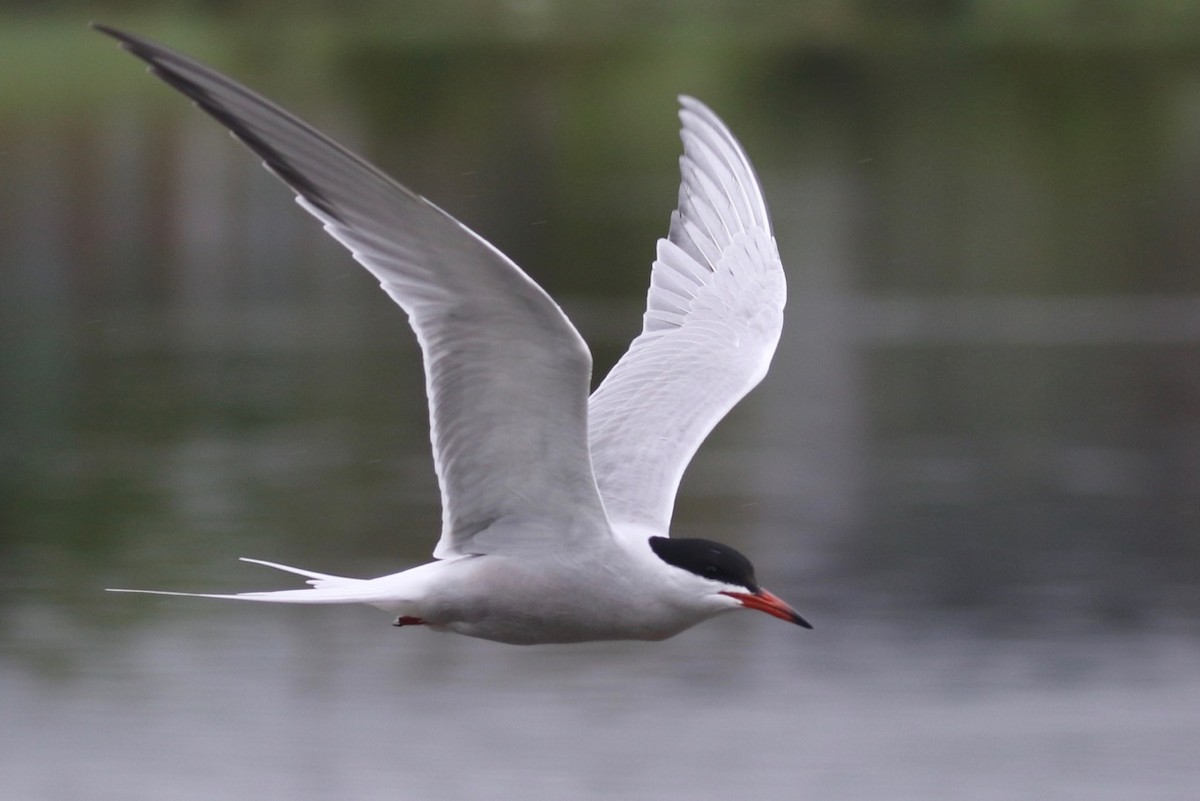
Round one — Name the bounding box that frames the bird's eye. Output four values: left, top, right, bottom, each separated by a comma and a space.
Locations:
703, 565, 719, 578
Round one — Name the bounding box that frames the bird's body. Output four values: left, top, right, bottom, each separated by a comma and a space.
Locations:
395, 544, 717, 645
97, 24, 810, 644
150, 529, 765, 645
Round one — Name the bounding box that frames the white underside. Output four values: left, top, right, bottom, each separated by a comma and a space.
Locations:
109, 543, 740, 645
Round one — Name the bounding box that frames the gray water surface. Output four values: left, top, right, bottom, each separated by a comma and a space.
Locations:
5, 611, 1198, 800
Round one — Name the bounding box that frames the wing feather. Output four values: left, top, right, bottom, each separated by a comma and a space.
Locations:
588, 97, 785, 540
96, 25, 610, 558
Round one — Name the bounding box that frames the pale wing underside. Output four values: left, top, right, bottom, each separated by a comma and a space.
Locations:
588, 97, 785, 539
97, 26, 609, 558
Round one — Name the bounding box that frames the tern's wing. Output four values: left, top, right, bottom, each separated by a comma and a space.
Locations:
588, 97, 785, 542
96, 25, 609, 558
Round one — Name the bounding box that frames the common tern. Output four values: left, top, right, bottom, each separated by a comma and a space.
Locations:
97, 24, 810, 644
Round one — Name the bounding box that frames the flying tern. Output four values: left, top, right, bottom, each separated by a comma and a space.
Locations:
97, 24, 810, 644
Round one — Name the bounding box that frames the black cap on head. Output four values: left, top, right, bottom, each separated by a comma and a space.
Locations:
648, 536, 759, 593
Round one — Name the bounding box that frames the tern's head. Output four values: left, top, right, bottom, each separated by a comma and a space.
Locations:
648, 536, 811, 628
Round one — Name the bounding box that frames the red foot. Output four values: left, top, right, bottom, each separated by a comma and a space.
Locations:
393, 616, 426, 627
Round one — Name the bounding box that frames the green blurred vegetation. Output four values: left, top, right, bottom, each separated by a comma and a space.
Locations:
9, 0, 1200, 43
7, 0, 1200, 110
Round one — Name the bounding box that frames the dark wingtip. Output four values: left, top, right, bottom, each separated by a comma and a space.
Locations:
91, 22, 129, 43
90, 23, 160, 64
91, 23, 168, 63
89, 21, 343, 223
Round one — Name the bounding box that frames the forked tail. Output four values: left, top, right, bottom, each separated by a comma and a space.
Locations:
108, 557, 380, 604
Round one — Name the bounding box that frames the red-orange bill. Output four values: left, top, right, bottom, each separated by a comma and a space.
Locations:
722, 589, 812, 629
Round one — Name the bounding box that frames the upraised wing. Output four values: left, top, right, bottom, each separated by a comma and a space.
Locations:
95, 25, 609, 558
588, 96, 785, 541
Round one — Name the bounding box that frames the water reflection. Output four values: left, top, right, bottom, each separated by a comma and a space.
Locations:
3, 16, 1200, 801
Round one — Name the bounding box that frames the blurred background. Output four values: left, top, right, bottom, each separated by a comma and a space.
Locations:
2, 1, 1198, 799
